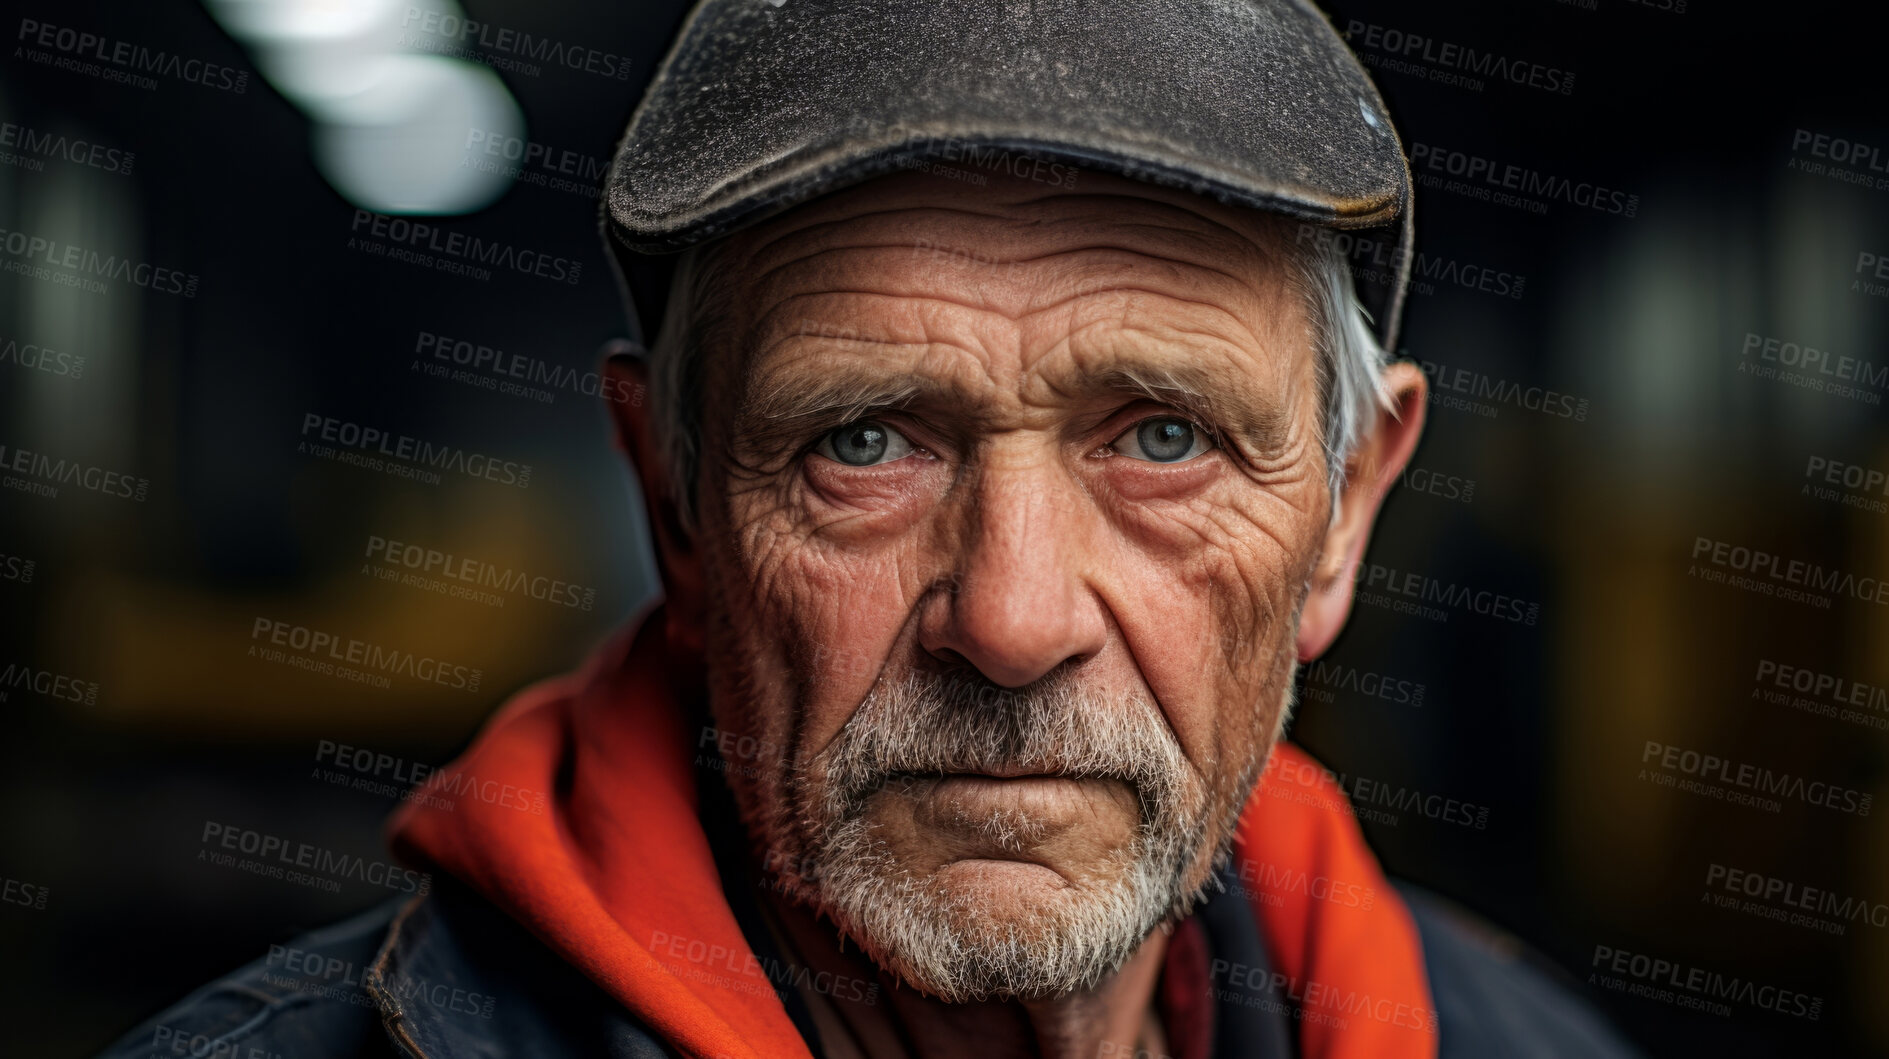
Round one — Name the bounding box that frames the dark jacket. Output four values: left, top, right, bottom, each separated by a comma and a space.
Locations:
99, 872, 1641, 1059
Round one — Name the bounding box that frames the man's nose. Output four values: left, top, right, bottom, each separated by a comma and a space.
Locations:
916, 464, 1109, 689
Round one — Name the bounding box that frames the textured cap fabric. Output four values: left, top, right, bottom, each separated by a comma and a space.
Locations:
603, 0, 1414, 350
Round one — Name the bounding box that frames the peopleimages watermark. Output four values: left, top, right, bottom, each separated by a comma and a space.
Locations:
0, 334, 84, 379
147, 1023, 287, 1058
648, 928, 880, 1008
461, 128, 606, 200
1225, 854, 1379, 913
347, 211, 582, 286
260, 942, 496, 1021
1788, 129, 1889, 194
298, 413, 533, 489
0, 550, 35, 584
14, 18, 249, 94
1341, 19, 1574, 96
697, 724, 786, 782
412, 330, 642, 406
0, 659, 99, 705
198, 820, 431, 896
313, 738, 546, 815
1294, 226, 1526, 301
1638, 740, 1871, 817
3, 876, 49, 911
1801, 453, 1888, 515
0, 226, 198, 297
1856, 250, 1889, 300
1689, 535, 1889, 610
1264, 753, 1492, 832
1210, 957, 1438, 1034
250, 617, 484, 693
1703, 862, 1888, 937
1752, 658, 1889, 732
1408, 141, 1638, 218
1736, 332, 1886, 406
1298, 659, 1425, 707
1413, 355, 1590, 421
363, 533, 597, 611
398, 7, 634, 81
755, 845, 825, 898
1337, 559, 1541, 626
1389, 463, 1475, 505
0, 440, 148, 501
0, 120, 133, 176
1588, 944, 1820, 1021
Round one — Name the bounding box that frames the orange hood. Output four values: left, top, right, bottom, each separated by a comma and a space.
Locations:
389, 608, 1436, 1059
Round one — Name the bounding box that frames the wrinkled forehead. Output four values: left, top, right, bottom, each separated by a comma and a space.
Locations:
690, 169, 1322, 471
711, 169, 1315, 390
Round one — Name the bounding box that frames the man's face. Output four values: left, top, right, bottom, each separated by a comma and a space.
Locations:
690, 169, 1335, 1001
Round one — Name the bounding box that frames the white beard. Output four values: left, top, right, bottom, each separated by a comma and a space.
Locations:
752, 667, 1285, 1003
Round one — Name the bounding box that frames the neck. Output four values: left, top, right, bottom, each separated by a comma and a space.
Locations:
758, 884, 1171, 1059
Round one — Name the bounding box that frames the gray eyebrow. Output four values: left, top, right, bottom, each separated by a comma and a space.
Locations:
744, 371, 928, 426
730, 352, 1290, 460
1076, 362, 1293, 453
729, 365, 941, 464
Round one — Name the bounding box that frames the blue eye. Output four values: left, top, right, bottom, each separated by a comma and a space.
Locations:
816, 420, 916, 466
1110, 416, 1212, 463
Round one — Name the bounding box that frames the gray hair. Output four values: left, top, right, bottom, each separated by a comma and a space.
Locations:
645, 230, 1392, 529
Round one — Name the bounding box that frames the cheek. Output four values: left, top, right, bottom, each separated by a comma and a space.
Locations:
1098, 484, 1323, 790
798, 453, 952, 545
711, 495, 936, 768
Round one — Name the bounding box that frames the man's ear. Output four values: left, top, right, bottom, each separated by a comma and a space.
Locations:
1296, 360, 1429, 661
601, 346, 706, 657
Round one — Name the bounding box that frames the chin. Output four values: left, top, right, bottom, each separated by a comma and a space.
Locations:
811, 819, 1181, 1004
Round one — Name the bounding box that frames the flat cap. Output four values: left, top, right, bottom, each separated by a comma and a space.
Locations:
604, 0, 1413, 349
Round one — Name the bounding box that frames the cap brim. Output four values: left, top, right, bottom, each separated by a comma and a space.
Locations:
604, 0, 1412, 348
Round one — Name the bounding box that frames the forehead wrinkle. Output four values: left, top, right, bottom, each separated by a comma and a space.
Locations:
749, 325, 919, 359
733, 343, 1012, 442
1019, 283, 1284, 373
749, 288, 1036, 347
1014, 282, 1261, 342
724, 192, 1298, 365
738, 202, 1035, 274
749, 248, 1278, 348
747, 217, 1276, 301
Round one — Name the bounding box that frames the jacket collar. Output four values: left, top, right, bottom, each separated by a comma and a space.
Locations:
388, 605, 1438, 1059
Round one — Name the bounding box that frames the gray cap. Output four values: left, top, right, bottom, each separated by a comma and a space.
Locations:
604, 0, 1413, 349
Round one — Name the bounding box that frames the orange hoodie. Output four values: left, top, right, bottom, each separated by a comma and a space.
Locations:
390, 609, 1437, 1059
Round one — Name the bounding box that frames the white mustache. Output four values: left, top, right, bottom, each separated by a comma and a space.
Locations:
811, 669, 1197, 828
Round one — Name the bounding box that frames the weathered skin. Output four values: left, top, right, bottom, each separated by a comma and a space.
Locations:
606, 168, 1428, 1059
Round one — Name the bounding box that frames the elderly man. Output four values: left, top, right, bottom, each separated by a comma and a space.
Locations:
104, 2, 1640, 1058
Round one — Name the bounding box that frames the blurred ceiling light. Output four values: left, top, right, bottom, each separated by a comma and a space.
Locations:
204, 0, 524, 214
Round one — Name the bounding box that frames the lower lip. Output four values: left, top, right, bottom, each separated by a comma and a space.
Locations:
929, 774, 1080, 794
922, 774, 1102, 813
932, 774, 1069, 787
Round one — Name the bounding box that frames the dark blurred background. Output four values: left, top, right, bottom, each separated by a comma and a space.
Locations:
1, 0, 1884, 1055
